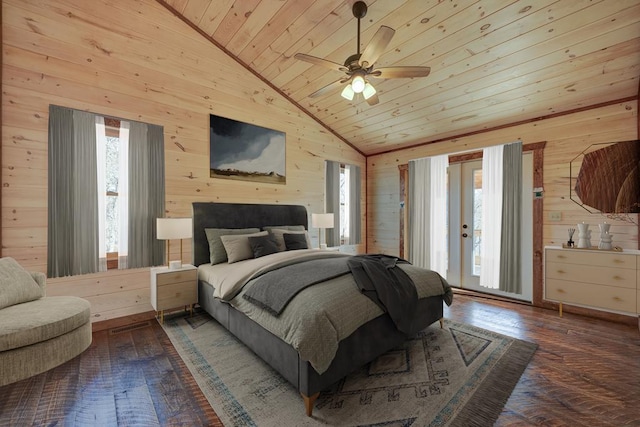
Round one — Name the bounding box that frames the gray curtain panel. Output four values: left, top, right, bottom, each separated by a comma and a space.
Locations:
127, 122, 165, 268
499, 141, 522, 294
325, 160, 341, 247
347, 164, 362, 245
47, 106, 98, 278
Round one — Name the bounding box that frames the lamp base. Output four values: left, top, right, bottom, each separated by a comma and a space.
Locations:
169, 260, 182, 270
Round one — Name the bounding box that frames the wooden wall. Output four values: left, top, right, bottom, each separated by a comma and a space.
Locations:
1, 0, 365, 322
367, 100, 638, 307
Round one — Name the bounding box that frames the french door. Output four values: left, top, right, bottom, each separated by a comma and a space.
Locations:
448, 155, 534, 301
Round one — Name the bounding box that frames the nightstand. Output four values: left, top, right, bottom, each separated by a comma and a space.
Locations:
150, 264, 198, 323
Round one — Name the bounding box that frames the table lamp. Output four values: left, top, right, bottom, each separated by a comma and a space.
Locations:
311, 213, 334, 249
157, 217, 192, 268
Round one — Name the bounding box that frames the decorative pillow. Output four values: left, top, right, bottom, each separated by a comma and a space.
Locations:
0, 257, 44, 310
205, 228, 260, 264
220, 231, 268, 263
283, 233, 308, 251
268, 228, 311, 252
248, 235, 279, 258
263, 225, 306, 233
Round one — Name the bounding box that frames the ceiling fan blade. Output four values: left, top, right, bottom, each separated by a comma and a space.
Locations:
359, 26, 395, 68
371, 66, 431, 79
308, 77, 350, 98
365, 93, 379, 106
294, 53, 348, 73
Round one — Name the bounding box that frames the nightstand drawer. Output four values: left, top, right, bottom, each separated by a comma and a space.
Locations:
156, 282, 198, 311
157, 269, 197, 286
546, 262, 636, 289
546, 278, 636, 314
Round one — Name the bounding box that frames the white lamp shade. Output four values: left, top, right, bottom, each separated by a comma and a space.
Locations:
311, 213, 334, 229
341, 84, 355, 100
157, 217, 192, 240
362, 82, 377, 100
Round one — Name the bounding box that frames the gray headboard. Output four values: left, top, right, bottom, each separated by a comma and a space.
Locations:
191, 202, 309, 267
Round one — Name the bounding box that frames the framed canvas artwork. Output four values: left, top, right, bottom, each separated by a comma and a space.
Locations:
209, 114, 286, 184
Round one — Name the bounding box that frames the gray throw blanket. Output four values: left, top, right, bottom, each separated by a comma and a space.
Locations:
347, 254, 418, 334
242, 257, 351, 315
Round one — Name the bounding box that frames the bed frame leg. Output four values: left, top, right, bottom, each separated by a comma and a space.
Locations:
439, 318, 444, 329
301, 392, 320, 417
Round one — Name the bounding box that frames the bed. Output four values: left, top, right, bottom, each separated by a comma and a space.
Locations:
192, 202, 452, 416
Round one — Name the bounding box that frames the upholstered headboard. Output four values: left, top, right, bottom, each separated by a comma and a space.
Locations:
191, 202, 309, 267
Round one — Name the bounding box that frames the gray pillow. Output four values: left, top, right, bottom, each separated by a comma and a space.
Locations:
269, 229, 312, 252
221, 231, 268, 263
0, 257, 44, 309
248, 235, 279, 258
205, 228, 260, 264
263, 225, 306, 233
284, 233, 308, 250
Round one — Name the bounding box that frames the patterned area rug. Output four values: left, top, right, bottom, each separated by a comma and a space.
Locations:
162, 311, 536, 426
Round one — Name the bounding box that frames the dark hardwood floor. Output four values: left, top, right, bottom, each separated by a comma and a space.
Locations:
0, 319, 222, 426
1, 294, 638, 426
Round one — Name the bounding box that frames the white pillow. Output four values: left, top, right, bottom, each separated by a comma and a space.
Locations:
220, 231, 268, 263
268, 229, 311, 252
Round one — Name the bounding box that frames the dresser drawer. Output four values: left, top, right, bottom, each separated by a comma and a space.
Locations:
546, 249, 636, 270
546, 278, 636, 314
546, 262, 636, 289
156, 269, 197, 286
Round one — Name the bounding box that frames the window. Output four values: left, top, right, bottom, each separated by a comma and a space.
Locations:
326, 160, 361, 246
47, 105, 165, 278
339, 164, 350, 243
96, 117, 130, 271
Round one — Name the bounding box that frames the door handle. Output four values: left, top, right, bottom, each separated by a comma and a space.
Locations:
462, 233, 468, 238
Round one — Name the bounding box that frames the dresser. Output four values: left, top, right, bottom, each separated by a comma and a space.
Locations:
544, 246, 639, 317
150, 264, 198, 323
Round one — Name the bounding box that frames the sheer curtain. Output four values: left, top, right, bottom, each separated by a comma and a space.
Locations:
479, 145, 503, 289
408, 155, 448, 277
479, 141, 522, 291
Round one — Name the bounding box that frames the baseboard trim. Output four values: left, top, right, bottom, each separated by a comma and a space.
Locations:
92, 310, 157, 333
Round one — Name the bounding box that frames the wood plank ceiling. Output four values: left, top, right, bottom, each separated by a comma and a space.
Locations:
158, 0, 640, 156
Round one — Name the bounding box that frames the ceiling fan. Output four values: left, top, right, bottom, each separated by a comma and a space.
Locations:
295, 1, 431, 106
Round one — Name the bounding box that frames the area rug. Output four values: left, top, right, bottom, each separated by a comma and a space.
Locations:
161, 311, 537, 426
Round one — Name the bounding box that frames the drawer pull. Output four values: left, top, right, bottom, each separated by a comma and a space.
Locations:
613, 259, 625, 264
613, 275, 623, 281
612, 296, 622, 302
556, 270, 566, 274
557, 289, 565, 294
556, 255, 567, 259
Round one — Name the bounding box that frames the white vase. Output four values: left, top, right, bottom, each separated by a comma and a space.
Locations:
599, 232, 613, 250
577, 223, 590, 248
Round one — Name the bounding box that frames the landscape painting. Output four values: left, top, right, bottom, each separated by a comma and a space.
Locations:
209, 114, 286, 184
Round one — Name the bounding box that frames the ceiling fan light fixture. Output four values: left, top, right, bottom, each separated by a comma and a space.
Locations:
341, 84, 355, 100
362, 82, 376, 100
352, 75, 366, 93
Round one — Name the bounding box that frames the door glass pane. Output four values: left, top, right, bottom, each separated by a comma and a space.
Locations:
472, 169, 482, 276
